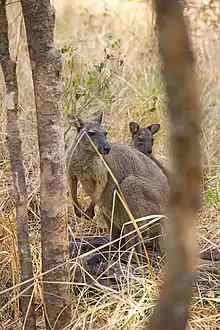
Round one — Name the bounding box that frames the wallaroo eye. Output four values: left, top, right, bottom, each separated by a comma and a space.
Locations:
88, 129, 95, 136
138, 136, 143, 142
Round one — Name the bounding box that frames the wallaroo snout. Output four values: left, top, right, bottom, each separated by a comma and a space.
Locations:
129, 121, 160, 155
129, 121, 171, 183
67, 113, 169, 262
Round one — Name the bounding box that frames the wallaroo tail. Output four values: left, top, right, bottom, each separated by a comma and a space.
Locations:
129, 121, 171, 183
66, 112, 169, 261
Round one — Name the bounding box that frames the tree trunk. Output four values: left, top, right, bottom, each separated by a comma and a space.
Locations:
20, 1, 71, 328
148, 1, 201, 330
0, 1, 36, 329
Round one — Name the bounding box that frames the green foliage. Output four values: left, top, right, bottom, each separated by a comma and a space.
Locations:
61, 38, 124, 117
105, 33, 122, 49
105, 32, 113, 40
205, 188, 220, 209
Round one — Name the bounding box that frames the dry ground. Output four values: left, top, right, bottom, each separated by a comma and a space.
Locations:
0, 0, 220, 329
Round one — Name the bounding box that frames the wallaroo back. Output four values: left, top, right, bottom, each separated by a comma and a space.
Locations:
66, 113, 169, 260
129, 121, 171, 182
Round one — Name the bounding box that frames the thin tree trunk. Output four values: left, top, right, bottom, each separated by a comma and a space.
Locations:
0, 1, 36, 329
20, 1, 71, 328
148, 1, 201, 330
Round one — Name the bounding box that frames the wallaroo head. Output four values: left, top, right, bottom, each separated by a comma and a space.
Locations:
129, 121, 160, 155
67, 112, 111, 155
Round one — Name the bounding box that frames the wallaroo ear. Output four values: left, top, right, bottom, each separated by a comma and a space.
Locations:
129, 122, 139, 135
147, 123, 160, 135
67, 114, 84, 130
93, 112, 103, 124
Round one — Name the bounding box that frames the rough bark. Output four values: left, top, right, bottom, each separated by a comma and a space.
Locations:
148, 1, 201, 330
0, 1, 36, 329
20, 1, 71, 328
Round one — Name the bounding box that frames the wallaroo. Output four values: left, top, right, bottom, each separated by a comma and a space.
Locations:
129, 120, 220, 262
66, 112, 169, 261
129, 121, 171, 183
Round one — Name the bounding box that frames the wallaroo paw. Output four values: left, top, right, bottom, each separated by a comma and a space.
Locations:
84, 207, 95, 220
74, 206, 83, 218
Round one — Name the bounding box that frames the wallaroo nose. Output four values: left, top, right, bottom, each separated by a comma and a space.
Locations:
103, 145, 111, 155
147, 149, 152, 154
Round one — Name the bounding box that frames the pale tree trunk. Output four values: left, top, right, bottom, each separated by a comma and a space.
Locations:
148, 1, 201, 330
0, 1, 36, 329
20, 1, 71, 329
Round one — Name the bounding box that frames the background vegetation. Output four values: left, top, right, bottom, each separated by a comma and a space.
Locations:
0, 0, 219, 328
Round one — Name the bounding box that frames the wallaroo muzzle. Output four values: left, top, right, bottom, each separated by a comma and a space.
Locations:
98, 143, 111, 155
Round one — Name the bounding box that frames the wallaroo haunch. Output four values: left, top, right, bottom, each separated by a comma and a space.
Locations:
129, 121, 171, 183
66, 112, 169, 261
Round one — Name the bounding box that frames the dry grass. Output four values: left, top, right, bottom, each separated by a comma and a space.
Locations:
0, 0, 220, 329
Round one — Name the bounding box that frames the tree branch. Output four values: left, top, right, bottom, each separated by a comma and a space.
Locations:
20, 0, 71, 328
148, 1, 201, 330
0, 1, 36, 329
